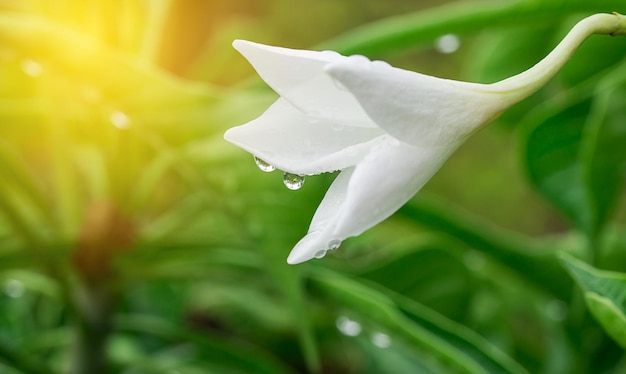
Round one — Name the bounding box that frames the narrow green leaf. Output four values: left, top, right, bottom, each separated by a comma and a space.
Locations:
319, 0, 621, 56
560, 253, 626, 348
584, 293, 626, 349
310, 268, 528, 374
582, 72, 626, 237
116, 315, 296, 374
398, 197, 572, 299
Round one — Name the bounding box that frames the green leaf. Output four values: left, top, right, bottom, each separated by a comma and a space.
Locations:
521, 65, 626, 240
560, 253, 626, 348
310, 267, 528, 374
116, 315, 296, 374
522, 96, 593, 234
582, 72, 626, 238
319, 0, 622, 56
398, 197, 572, 299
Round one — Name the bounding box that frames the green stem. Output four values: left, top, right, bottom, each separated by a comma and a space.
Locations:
492, 13, 626, 105
69, 281, 114, 374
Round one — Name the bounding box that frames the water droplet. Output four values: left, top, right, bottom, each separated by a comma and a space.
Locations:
545, 299, 568, 322
435, 34, 460, 54
314, 250, 326, 259
110, 111, 130, 129
328, 239, 341, 250
283, 173, 305, 190
463, 250, 485, 271
254, 156, 275, 172
4, 279, 24, 298
21, 59, 42, 77
371, 332, 392, 348
336, 316, 362, 337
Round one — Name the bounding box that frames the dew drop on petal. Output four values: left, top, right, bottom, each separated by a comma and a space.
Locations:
328, 239, 341, 250
336, 316, 362, 337
283, 173, 305, 190
314, 250, 327, 259
21, 59, 42, 77
435, 34, 460, 54
4, 279, 24, 298
254, 156, 275, 172
371, 332, 392, 348
110, 111, 131, 129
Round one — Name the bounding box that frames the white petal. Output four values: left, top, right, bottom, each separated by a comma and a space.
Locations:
224, 99, 383, 175
325, 60, 505, 146
286, 137, 459, 264
233, 40, 376, 127
332, 138, 458, 239
287, 168, 354, 264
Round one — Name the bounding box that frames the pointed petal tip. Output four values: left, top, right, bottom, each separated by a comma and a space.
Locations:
286, 252, 309, 265
287, 231, 326, 265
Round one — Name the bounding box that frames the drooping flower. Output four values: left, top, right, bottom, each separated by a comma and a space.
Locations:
225, 13, 626, 264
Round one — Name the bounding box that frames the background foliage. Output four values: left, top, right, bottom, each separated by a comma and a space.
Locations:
0, 0, 625, 373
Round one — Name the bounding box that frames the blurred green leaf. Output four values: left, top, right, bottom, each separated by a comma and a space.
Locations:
398, 197, 572, 299
521, 95, 593, 234
521, 63, 626, 240
560, 253, 626, 349
320, 0, 621, 56
359, 244, 472, 320
117, 314, 296, 374
310, 268, 528, 374
581, 70, 626, 240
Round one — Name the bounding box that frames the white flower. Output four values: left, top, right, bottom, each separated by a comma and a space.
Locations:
224, 13, 626, 264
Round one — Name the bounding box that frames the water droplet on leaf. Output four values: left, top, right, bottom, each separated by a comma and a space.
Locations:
371, 332, 392, 348
283, 173, 305, 190
336, 316, 362, 337
254, 156, 275, 172
435, 34, 460, 54
4, 279, 24, 298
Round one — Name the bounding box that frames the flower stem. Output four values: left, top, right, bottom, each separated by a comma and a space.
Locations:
492, 12, 626, 104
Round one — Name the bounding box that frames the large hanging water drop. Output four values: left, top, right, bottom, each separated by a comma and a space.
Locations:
314, 250, 326, 259
254, 156, 275, 172
283, 173, 305, 190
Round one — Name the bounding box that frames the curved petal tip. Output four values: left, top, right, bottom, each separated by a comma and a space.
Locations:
287, 231, 335, 264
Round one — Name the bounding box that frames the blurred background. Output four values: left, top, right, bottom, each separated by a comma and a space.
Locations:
0, 0, 625, 373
